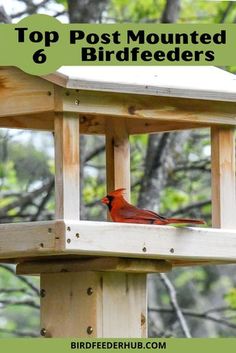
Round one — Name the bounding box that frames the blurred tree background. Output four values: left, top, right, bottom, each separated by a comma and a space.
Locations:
0, 0, 236, 338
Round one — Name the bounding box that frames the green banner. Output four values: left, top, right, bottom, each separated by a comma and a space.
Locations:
0, 14, 236, 75
0, 338, 236, 353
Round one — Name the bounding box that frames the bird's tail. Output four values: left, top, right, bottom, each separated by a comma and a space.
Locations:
155, 218, 205, 225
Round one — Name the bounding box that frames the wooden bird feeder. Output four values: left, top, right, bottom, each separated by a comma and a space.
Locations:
0, 66, 236, 338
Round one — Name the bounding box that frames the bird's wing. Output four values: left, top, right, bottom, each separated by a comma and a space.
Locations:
116, 205, 166, 223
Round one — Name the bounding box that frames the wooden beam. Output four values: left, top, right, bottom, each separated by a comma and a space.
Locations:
40, 271, 146, 337
79, 115, 207, 136
0, 67, 54, 118
60, 89, 236, 127
2, 220, 236, 262
63, 220, 236, 262
211, 127, 236, 228
17, 258, 172, 275
2, 221, 236, 262
0, 112, 54, 131
105, 115, 147, 337
54, 112, 80, 219
106, 118, 130, 199
40, 271, 101, 337
40, 110, 82, 338
0, 221, 58, 258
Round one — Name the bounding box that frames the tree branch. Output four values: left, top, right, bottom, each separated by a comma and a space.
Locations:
0, 299, 39, 309
0, 177, 54, 218
0, 6, 12, 23
159, 273, 192, 338
0, 328, 38, 337
168, 200, 211, 217
149, 307, 236, 330
0, 265, 40, 296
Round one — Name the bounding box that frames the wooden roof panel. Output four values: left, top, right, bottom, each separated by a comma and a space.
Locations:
44, 66, 236, 102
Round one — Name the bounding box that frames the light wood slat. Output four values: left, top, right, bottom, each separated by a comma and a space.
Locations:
40, 271, 146, 338
2, 220, 236, 262
63, 220, 236, 262
101, 273, 147, 337
45, 66, 236, 102
1, 221, 236, 262
0, 113, 206, 134
54, 113, 80, 219
106, 118, 130, 199
105, 114, 146, 338
40, 272, 102, 337
0, 67, 54, 117
211, 127, 236, 228
0, 113, 54, 131
60, 90, 236, 127
17, 258, 172, 275
0, 221, 61, 258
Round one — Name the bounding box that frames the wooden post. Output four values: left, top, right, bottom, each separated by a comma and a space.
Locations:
40, 114, 147, 338
41, 111, 83, 337
104, 118, 147, 337
106, 118, 130, 200
54, 112, 80, 219
211, 127, 236, 228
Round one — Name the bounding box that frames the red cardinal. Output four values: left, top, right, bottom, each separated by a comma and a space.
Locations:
101, 188, 205, 225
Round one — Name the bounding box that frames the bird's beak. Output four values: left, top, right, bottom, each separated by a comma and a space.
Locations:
101, 196, 109, 205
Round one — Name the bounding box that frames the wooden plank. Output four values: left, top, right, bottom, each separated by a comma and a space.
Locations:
211, 127, 236, 228
2, 220, 236, 262
63, 220, 236, 262
17, 258, 172, 275
40, 271, 101, 337
54, 112, 80, 219
105, 111, 147, 337
0, 67, 54, 118
0, 112, 54, 131
67, 114, 207, 136
0, 113, 208, 135
106, 118, 130, 199
101, 273, 147, 337
44, 66, 236, 102
0, 221, 62, 259
60, 89, 236, 127
40, 271, 146, 338
127, 118, 207, 135
1, 220, 236, 262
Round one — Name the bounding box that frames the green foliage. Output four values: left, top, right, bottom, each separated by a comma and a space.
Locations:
109, 0, 165, 22
225, 288, 236, 309
108, 0, 236, 24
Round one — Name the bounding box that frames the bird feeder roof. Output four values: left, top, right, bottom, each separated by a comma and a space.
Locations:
44, 66, 236, 102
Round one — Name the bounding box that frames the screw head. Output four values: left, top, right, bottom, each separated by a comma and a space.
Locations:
67, 226, 71, 231
87, 326, 93, 335
170, 248, 174, 253
87, 287, 93, 295
76, 233, 80, 238
40, 328, 47, 336
67, 238, 71, 244
48, 228, 52, 234
47, 91, 52, 96
80, 116, 86, 123
142, 247, 147, 253
40, 289, 46, 298
75, 98, 80, 105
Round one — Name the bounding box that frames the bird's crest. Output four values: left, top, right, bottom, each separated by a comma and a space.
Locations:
108, 188, 126, 197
